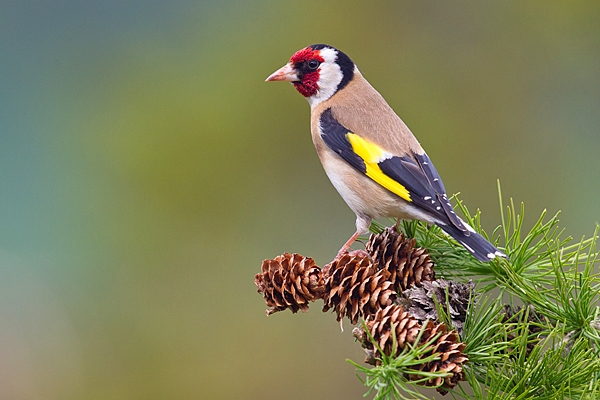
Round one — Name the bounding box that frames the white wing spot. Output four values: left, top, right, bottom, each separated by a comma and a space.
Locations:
487, 253, 496, 259
433, 178, 439, 182
424, 196, 432, 201
436, 206, 441, 210
378, 151, 394, 162
460, 241, 475, 253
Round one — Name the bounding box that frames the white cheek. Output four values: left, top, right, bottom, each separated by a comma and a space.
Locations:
317, 67, 342, 99
307, 48, 343, 108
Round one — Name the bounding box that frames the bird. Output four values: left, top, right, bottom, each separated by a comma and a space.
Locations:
265, 44, 506, 262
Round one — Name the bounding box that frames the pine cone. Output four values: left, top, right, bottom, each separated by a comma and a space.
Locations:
354, 304, 422, 359
322, 253, 396, 324
365, 227, 435, 292
401, 279, 475, 335
410, 320, 468, 393
255, 253, 324, 316
354, 304, 467, 392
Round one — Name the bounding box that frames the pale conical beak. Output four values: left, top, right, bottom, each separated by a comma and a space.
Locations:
265, 63, 299, 82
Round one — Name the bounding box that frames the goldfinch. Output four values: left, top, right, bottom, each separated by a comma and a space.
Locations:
266, 44, 505, 262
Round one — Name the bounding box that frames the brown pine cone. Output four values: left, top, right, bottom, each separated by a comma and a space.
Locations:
354, 304, 467, 393
365, 227, 435, 292
322, 253, 396, 325
410, 321, 468, 393
255, 253, 324, 316
354, 303, 422, 360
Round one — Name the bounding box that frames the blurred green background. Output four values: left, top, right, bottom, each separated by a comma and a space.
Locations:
1, 1, 599, 399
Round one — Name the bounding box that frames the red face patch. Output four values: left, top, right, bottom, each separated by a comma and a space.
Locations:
293, 76, 319, 97
290, 47, 324, 65
289, 47, 325, 97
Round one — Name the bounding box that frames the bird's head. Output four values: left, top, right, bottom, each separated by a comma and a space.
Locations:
266, 44, 355, 107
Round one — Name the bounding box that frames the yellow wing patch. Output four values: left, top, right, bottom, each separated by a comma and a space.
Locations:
346, 133, 412, 202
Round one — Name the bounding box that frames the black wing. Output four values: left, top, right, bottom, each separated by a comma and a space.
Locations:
319, 108, 467, 232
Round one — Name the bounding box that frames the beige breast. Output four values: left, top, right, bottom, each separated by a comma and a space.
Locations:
310, 74, 436, 224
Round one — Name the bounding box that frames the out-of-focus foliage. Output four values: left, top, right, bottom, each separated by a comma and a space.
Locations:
0, 1, 598, 399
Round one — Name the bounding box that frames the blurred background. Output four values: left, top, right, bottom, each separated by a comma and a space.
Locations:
1, 1, 599, 399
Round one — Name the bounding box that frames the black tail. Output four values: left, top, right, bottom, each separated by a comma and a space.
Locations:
436, 222, 506, 262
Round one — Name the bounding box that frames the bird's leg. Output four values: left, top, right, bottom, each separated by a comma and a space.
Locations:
394, 218, 401, 232
334, 230, 371, 260
335, 215, 373, 261
335, 229, 363, 259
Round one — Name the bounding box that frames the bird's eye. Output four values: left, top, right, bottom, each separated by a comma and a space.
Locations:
307, 60, 320, 70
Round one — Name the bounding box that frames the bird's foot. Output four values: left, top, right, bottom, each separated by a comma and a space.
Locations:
333, 248, 372, 263
346, 249, 371, 259
324, 249, 372, 276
